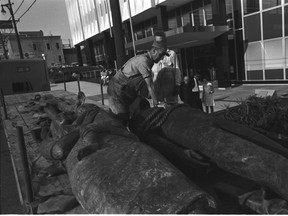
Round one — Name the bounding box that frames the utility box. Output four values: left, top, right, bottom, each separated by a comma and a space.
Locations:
0, 59, 50, 95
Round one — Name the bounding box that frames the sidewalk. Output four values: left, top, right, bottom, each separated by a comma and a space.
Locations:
50, 81, 109, 107
50, 81, 288, 112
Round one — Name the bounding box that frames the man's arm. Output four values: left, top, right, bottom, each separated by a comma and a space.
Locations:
144, 77, 158, 106
172, 51, 182, 86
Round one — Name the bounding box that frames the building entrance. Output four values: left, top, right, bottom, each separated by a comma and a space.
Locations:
180, 43, 216, 81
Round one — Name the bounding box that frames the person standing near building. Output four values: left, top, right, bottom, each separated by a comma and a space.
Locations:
152, 31, 182, 105
179, 76, 193, 107
107, 39, 169, 125
202, 76, 215, 114
191, 74, 203, 111
208, 64, 216, 81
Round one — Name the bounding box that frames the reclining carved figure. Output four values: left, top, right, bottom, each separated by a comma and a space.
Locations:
128, 98, 288, 203
38, 95, 288, 213
39, 99, 217, 214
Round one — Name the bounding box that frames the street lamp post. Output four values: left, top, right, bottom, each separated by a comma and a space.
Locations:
1, 0, 24, 59
59, 70, 66, 91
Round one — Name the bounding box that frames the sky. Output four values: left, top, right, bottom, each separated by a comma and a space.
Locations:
0, 0, 72, 42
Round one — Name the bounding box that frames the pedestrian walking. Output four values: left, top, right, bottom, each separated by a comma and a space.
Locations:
202, 77, 215, 114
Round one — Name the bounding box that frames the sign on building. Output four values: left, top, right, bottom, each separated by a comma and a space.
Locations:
0, 20, 13, 29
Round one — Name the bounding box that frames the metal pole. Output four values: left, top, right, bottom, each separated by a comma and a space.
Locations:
0, 88, 8, 120
109, 0, 126, 68
127, 0, 136, 56
77, 78, 81, 92
7, 0, 24, 59
0, 32, 8, 59
100, 80, 104, 105
63, 73, 66, 91
16, 126, 34, 204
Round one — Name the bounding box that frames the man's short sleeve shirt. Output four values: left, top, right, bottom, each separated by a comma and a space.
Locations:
122, 53, 154, 79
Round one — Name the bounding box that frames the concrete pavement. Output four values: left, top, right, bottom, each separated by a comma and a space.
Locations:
50, 81, 288, 112
50, 81, 109, 107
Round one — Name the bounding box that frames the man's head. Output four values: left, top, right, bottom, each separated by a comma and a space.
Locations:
194, 73, 200, 80
184, 76, 189, 84
154, 30, 167, 43
150, 41, 169, 63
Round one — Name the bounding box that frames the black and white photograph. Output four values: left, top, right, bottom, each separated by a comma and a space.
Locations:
1, 0, 288, 214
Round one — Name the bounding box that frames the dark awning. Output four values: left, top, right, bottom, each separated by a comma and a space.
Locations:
125, 25, 229, 51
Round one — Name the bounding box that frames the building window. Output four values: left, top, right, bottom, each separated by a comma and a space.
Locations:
192, 9, 205, 26
262, 0, 281, 10
285, 6, 288, 36
134, 23, 145, 40
56, 43, 60, 49
204, 4, 212, 25
244, 14, 261, 42
33, 44, 37, 51
286, 38, 288, 68
264, 39, 284, 69
58, 55, 62, 62
243, 0, 260, 15
181, 4, 192, 26
99, 3, 103, 16
94, 43, 105, 62
167, 10, 177, 30
246, 41, 264, 71
46, 43, 50, 50
263, 8, 282, 40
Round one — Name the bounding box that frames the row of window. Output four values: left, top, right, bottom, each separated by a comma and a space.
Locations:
166, 1, 213, 30
129, 0, 216, 42
245, 37, 288, 80
244, 1, 288, 80
243, 0, 285, 15
244, 5, 288, 42
129, 0, 238, 42
33, 42, 61, 51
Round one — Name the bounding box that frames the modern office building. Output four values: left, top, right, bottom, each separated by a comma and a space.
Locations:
65, 0, 288, 86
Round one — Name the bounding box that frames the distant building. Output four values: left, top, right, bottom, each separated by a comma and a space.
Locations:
1, 30, 65, 67
64, 0, 288, 85
62, 39, 78, 65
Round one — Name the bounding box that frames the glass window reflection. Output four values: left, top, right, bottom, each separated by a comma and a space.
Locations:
181, 5, 192, 26
243, 0, 260, 15
285, 38, 288, 67
193, 9, 205, 26
285, 6, 288, 36
204, 4, 212, 25
264, 39, 284, 69
263, 8, 282, 40
262, 0, 281, 10
246, 41, 264, 71
244, 14, 261, 42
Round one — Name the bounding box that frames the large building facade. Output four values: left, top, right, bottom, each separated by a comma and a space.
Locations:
1, 31, 65, 67
65, 0, 288, 85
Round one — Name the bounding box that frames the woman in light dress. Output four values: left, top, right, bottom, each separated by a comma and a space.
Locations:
202, 77, 215, 114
